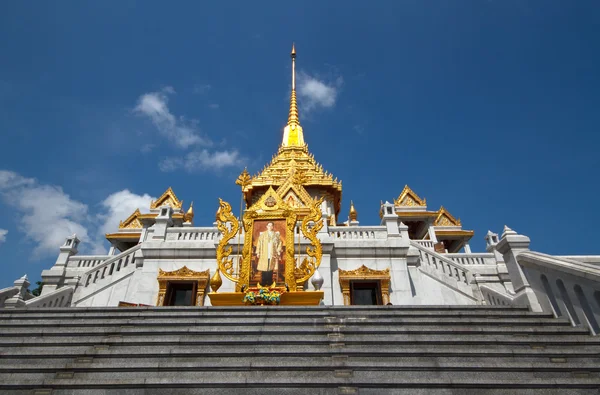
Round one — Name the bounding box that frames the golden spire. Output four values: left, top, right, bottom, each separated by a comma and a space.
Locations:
349, 201, 358, 222
184, 202, 194, 223
282, 43, 305, 147
288, 43, 299, 126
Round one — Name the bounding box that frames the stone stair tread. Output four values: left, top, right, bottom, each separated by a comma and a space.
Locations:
2, 333, 598, 347
2, 344, 600, 358
3, 372, 600, 387
1, 306, 598, 392
0, 325, 587, 336
3, 358, 600, 371
0, 309, 546, 319
0, 318, 570, 329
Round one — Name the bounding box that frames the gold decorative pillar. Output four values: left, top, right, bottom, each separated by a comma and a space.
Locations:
340, 281, 351, 305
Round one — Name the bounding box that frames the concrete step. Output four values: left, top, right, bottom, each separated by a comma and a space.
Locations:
2, 344, 599, 359
0, 307, 551, 320
1, 388, 597, 395
1, 305, 598, 393
1, 333, 598, 348
0, 317, 571, 330
2, 371, 600, 389
0, 324, 587, 337
2, 355, 600, 371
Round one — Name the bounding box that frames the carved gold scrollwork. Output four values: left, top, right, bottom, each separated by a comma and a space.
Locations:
215, 198, 241, 284
294, 197, 324, 285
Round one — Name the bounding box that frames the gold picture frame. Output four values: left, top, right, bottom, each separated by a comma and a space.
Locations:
215, 185, 324, 294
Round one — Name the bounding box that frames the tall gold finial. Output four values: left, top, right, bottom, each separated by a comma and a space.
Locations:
184, 202, 194, 223
288, 43, 299, 127
349, 201, 358, 222
282, 43, 305, 147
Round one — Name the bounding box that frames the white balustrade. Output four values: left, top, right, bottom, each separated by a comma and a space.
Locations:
410, 240, 476, 299
446, 253, 496, 266
166, 227, 220, 241
82, 245, 141, 289
479, 285, 520, 307
517, 251, 600, 335
413, 240, 435, 249
329, 226, 387, 240
24, 286, 74, 308
68, 255, 110, 269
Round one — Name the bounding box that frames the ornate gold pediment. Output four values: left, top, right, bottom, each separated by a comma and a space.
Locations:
434, 206, 461, 227
254, 186, 290, 213
158, 266, 209, 279
339, 265, 390, 278
150, 187, 182, 209
119, 209, 143, 229
275, 169, 315, 210
394, 185, 426, 207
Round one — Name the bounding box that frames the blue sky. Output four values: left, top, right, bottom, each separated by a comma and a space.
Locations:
1, 1, 599, 287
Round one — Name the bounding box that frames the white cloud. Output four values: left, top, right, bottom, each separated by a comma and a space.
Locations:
0, 170, 159, 258
97, 189, 155, 236
159, 149, 242, 173
297, 72, 343, 112
0, 170, 91, 258
134, 87, 210, 149
208, 103, 220, 110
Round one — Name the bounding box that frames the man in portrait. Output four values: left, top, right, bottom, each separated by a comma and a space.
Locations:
256, 222, 283, 284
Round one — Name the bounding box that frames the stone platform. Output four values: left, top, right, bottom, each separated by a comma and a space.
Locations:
0, 305, 599, 394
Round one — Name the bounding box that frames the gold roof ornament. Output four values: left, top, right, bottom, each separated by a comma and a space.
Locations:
118, 209, 143, 229
434, 206, 461, 227
235, 167, 251, 189
184, 202, 194, 223
394, 185, 427, 207
150, 187, 182, 209
339, 264, 390, 277
240, 45, 342, 216
349, 200, 358, 221
282, 43, 304, 147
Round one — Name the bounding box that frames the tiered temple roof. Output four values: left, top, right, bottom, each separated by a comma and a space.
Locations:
241, 45, 342, 215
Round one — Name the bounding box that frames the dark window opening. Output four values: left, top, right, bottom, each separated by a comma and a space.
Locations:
350, 281, 381, 305
164, 281, 197, 306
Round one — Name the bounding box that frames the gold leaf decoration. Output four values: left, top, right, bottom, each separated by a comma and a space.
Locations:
215, 198, 241, 284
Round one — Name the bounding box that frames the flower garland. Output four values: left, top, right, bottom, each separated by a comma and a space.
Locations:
243, 286, 282, 305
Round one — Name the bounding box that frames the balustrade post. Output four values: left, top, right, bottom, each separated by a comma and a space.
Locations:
152, 206, 173, 240
381, 201, 400, 237
4, 275, 30, 309
428, 226, 438, 243
41, 235, 79, 296
496, 226, 542, 312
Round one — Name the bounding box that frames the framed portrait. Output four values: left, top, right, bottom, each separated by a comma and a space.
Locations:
215, 186, 323, 293
251, 219, 287, 286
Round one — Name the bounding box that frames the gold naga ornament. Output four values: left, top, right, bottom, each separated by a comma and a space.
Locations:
213, 188, 324, 294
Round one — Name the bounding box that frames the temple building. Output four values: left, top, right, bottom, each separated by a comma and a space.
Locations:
1, 45, 598, 315
1, 46, 600, 393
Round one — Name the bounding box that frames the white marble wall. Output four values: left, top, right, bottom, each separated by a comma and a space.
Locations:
63, 220, 507, 308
